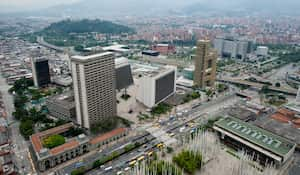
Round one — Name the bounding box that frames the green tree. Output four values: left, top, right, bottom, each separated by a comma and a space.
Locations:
167, 146, 174, 153
71, 167, 86, 175
19, 120, 34, 139
173, 150, 202, 174
12, 107, 28, 120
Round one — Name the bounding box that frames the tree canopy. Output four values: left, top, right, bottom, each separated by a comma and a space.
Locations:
173, 150, 202, 174
42, 19, 135, 35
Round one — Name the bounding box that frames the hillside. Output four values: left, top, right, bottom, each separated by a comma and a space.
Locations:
42, 19, 134, 35
31, 19, 135, 47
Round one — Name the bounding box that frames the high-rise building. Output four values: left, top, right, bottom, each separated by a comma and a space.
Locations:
213, 36, 253, 59
31, 58, 51, 87
194, 40, 217, 88
136, 65, 177, 108
71, 52, 117, 129
296, 87, 300, 104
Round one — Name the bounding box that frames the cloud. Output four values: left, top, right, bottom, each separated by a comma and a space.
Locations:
0, 0, 82, 12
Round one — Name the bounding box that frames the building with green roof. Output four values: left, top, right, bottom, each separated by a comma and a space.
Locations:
213, 117, 296, 166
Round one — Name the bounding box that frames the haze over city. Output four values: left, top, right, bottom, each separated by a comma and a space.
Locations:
0, 0, 300, 175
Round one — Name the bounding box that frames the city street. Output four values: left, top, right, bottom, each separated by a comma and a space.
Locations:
83, 93, 239, 175
0, 74, 34, 174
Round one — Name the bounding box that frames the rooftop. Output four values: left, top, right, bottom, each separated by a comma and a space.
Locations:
46, 92, 75, 109
131, 62, 176, 78
254, 116, 300, 147
50, 140, 79, 155
31, 123, 74, 154
214, 117, 296, 157
71, 52, 114, 63
89, 128, 127, 145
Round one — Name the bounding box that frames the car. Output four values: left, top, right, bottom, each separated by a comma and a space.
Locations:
124, 167, 130, 171
168, 133, 175, 137
104, 166, 112, 171
117, 171, 123, 175
179, 127, 185, 132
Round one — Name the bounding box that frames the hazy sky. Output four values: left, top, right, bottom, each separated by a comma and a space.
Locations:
1, 0, 81, 12
1, 0, 300, 14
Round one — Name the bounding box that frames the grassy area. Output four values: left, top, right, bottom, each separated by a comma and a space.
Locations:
42, 134, 66, 149
151, 103, 172, 116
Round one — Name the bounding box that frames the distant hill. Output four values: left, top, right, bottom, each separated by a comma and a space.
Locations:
41, 19, 135, 35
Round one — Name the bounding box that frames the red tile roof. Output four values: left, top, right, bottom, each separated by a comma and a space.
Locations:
30, 123, 73, 153
89, 128, 127, 145
31, 134, 43, 153
277, 108, 295, 118
271, 113, 291, 123
50, 140, 79, 155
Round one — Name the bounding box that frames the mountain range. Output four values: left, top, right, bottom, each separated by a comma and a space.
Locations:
1, 0, 300, 18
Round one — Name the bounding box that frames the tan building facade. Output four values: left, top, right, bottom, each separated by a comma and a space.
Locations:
71, 52, 117, 129
193, 40, 217, 88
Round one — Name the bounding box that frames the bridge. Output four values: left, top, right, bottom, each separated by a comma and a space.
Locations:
218, 78, 297, 95
37, 36, 66, 53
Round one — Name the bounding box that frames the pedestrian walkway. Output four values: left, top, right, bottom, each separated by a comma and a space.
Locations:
146, 126, 177, 146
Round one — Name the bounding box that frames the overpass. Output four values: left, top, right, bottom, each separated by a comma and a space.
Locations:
218, 78, 297, 95
37, 36, 66, 53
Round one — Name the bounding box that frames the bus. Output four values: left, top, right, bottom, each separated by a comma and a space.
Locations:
129, 160, 137, 166
137, 156, 145, 161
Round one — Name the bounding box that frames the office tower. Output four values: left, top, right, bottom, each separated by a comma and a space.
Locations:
31, 58, 51, 87
71, 52, 116, 129
213, 36, 253, 59
194, 40, 217, 88
137, 65, 176, 108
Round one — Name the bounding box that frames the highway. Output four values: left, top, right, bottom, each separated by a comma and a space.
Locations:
218, 78, 297, 95
36, 36, 66, 53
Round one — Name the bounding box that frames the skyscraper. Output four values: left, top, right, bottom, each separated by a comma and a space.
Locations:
194, 40, 217, 88
71, 52, 117, 129
31, 58, 51, 88
296, 86, 300, 104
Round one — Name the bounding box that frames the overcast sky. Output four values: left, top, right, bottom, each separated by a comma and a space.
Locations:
1, 0, 300, 13
0, 0, 81, 12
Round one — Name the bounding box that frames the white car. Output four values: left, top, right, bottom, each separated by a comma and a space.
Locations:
117, 171, 123, 175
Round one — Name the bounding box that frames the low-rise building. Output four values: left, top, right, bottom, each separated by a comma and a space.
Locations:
46, 92, 76, 121
152, 44, 175, 55
30, 123, 129, 171
214, 117, 296, 167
